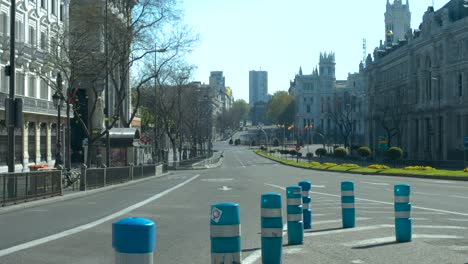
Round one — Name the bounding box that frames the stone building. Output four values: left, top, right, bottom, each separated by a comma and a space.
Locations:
0, 0, 69, 172
366, 0, 468, 161
289, 52, 366, 146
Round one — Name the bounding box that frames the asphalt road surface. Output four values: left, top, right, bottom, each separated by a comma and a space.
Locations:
0, 142, 467, 263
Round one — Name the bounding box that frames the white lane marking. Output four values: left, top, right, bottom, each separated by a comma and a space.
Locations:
414, 191, 440, 196
266, 183, 468, 217
343, 234, 463, 248
380, 224, 466, 229
448, 218, 468, 222
351, 260, 365, 264
313, 185, 326, 188
201, 178, 234, 182
284, 248, 303, 254
362, 181, 389, 186
304, 225, 384, 237
450, 195, 468, 199
235, 155, 246, 168
310, 190, 468, 217
244, 222, 287, 264
450, 246, 468, 251
219, 186, 232, 191
309, 218, 370, 225
0, 174, 200, 257
243, 250, 261, 264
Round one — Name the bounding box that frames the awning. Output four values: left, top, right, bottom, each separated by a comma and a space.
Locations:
108, 128, 140, 147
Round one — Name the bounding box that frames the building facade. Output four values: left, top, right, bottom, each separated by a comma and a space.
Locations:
249, 70, 268, 105
366, 0, 468, 161
289, 53, 367, 146
0, 0, 69, 172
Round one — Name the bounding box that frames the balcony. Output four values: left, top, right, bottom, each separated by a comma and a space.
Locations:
0, 92, 73, 118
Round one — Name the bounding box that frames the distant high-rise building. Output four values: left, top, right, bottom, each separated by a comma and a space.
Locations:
249, 70, 268, 105
209, 71, 225, 95
384, 0, 411, 45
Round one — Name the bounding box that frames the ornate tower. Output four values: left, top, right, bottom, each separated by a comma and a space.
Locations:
319, 52, 336, 79
384, 0, 411, 45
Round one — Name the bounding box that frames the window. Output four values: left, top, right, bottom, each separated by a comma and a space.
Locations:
60, 4, 64, 21
1, 67, 8, 92
456, 115, 461, 138
40, 31, 47, 49
0, 13, 8, 35
40, 79, 48, 100
427, 72, 432, 101
52, 0, 56, 15
41, 0, 46, 9
16, 73, 25, 95
29, 26, 36, 46
458, 74, 463, 97
28, 76, 36, 97
15, 20, 24, 42
306, 105, 311, 113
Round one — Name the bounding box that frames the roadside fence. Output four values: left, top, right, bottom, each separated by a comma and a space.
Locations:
0, 170, 62, 207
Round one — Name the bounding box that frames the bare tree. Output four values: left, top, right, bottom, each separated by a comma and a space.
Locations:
373, 88, 408, 149
106, 0, 198, 128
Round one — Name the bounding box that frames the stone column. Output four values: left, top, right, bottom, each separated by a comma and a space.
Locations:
47, 122, 52, 164
36, 122, 41, 163
22, 121, 29, 171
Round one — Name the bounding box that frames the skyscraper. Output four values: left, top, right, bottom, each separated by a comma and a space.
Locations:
249, 70, 268, 105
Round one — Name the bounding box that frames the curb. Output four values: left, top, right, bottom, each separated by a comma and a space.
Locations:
254, 151, 468, 182
0, 172, 171, 215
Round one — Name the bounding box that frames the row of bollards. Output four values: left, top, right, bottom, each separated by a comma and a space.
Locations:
110, 182, 412, 263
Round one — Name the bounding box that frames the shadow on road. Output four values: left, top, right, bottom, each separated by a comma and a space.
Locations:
352, 240, 402, 249
305, 227, 343, 233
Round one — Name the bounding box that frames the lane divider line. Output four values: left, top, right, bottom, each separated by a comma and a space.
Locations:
265, 183, 468, 217
0, 174, 200, 258
343, 234, 463, 248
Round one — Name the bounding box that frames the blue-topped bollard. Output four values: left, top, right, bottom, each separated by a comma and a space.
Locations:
112, 217, 156, 264
286, 186, 303, 245
261, 193, 283, 264
210, 202, 241, 263
394, 184, 412, 242
341, 181, 355, 228
298, 181, 312, 229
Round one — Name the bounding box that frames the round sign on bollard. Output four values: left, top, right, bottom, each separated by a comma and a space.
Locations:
298, 181, 312, 229
286, 186, 304, 245
394, 184, 412, 242
261, 193, 283, 264
341, 181, 355, 228
210, 202, 241, 264
112, 217, 156, 264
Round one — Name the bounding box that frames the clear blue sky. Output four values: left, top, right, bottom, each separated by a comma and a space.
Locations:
181, 0, 442, 103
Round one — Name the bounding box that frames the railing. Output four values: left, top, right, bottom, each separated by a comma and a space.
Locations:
81, 163, 163, 191
0, 93, 74, 117
1, 170, 62, 207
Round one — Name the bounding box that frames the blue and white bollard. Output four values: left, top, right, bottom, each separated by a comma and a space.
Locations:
286, 186, 303, 245
341, 181, 355, 228
394, 184, 412, 242
298, 181, 312, 229
112, 217, 156, 264
261, 193, 283, 264
210, 202, 241, 264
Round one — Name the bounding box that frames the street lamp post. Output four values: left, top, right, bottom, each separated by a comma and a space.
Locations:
52, 73, 63, 168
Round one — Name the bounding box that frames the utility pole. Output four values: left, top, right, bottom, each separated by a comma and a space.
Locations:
104, 0, 110, 167
7, 0, 16, 172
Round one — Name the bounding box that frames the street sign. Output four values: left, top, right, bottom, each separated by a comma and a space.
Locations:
295, 145, 301, 151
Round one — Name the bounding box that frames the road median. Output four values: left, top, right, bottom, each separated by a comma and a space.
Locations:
254, 150, 468, 181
